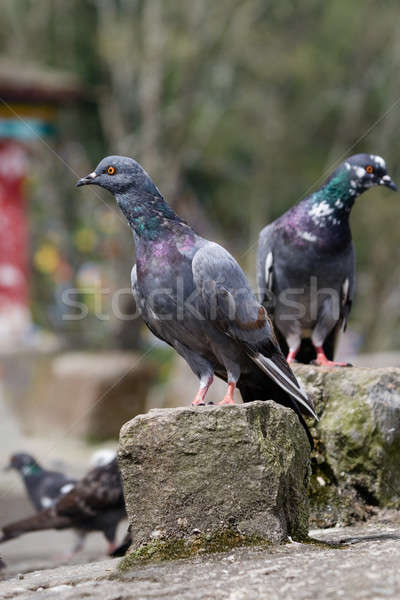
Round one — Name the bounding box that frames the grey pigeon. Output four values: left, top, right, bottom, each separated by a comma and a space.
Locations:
257, 154, 397, 365
6, 453, 76, 512
5, 452, 87, 555
1, 458, 125, 555
77, 156, 317, 447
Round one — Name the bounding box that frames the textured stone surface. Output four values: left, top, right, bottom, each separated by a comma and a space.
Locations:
2, 515, 400, 599
293, 365, 400, 527
119, 401, 310, 557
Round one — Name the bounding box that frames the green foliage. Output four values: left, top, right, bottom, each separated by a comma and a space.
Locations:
0, 0, 399, 350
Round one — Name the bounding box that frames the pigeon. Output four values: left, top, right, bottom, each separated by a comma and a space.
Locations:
1, 458, 126, 555
5, 452, 88, 555
5, 453, 77, 512
257, 154, 397, 365
77, 156, 317, 447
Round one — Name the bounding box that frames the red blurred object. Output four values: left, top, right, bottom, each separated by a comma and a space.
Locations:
0, 141, 28, 311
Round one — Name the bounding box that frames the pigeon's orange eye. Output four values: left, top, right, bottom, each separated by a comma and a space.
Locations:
107, 166, 116, 175
366, 165, 374, 174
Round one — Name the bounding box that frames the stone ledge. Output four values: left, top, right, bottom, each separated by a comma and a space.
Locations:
118, 401, 310, 561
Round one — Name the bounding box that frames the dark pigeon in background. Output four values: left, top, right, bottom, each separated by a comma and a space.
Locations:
1, 458, 125, 555
257, 154, 397, 365
77, 156, 317, 447
5, 452, 88, 556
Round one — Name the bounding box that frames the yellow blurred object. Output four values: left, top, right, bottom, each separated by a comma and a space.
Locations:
34, 243, 60, 274
74, 228, 97, 253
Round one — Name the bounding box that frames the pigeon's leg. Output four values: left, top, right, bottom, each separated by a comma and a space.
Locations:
218, 382, 236, 405
286, 331, 301, 364
313, 346, 349, 367
71, 530, 86, 554
192, 374, 214, 405
173, 342, 215, 406
60, 530, 86, 561
107, 541, 118, 554
312, 308, 348, 366
217, 361, 240, 405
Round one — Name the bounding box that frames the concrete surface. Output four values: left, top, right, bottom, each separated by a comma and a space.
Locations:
1, 513, 400, 599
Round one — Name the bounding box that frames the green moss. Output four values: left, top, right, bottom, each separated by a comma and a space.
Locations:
118, 529, 270, 571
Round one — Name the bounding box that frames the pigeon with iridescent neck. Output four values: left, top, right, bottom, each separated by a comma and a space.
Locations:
5, 452, 90, 556
77, 156, 317, 448
5, 453, 76, 512
1, 458, 125, 555
257, 154, 397, 365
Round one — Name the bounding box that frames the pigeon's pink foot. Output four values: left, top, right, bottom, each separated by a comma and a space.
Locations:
217, 382, 236, 405
107, 541, 117, 555
192, 376, 213, 405
313, 347, 351, 367
287, 350, 298, 364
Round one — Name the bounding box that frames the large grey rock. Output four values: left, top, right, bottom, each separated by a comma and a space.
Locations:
118, 401, 310, 561
293, 365, 400, 527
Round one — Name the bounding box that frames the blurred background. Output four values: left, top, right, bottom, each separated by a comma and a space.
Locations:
0, 1, 399, 560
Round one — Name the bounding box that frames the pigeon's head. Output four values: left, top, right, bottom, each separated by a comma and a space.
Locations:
337, 154, 397, 193
76, 155, 161, 197
5, 453, 42, 475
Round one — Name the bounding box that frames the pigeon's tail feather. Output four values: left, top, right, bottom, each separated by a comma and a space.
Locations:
0, 510, 71, 543
250, 351, 318, 421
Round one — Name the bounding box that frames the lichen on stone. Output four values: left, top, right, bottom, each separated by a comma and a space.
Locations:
118, 528, 270, 570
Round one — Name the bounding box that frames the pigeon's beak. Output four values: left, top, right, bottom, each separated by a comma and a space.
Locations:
380, 175, 397, 191
76, 171, 97, 187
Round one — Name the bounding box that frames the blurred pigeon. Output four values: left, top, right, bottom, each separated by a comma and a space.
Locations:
5, 452, 87, 556
6, 453, 76, 512
257, 154, 397, 365
110, 526, 132, 557
89, 448, 117, 468
77, 156, 317, 447
1, 458, 125, 555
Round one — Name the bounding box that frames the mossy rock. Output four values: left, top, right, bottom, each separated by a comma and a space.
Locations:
294, 365, 400, 527
119, 528, 270, 569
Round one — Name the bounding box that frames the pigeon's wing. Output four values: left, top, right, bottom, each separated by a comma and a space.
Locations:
192, 243, 316, 419
38, 473, 76, 509
54, 459, 123, 520
257, 223, 276, 309
322, 248, 355, 360
0, 508, 72, 541
341, 245, 355, 332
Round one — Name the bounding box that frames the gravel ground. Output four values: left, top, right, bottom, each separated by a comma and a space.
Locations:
1, 514, 400, 599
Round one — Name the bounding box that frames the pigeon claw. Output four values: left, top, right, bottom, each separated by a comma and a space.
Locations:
312, 358, 352, 367
313, 346, 352, 367
217, 397, 235, 405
